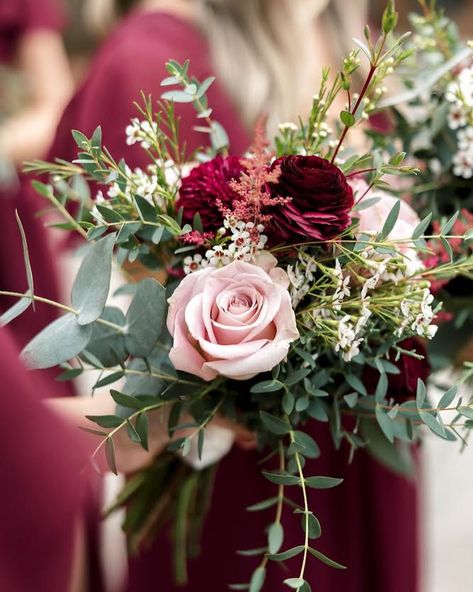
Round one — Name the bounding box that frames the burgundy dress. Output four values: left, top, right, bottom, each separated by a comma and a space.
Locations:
0, 0, 66, 380
0, 327, 93, 592
48, 11, 418, 592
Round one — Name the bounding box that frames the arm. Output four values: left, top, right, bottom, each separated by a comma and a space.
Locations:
0, 30, 73, 164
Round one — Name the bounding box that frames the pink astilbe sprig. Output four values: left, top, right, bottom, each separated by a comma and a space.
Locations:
217, 119, 291, 244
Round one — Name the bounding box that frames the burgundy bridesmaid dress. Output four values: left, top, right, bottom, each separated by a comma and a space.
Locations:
0, 0, 68, 388
48, 11, 418, 592
0, 327, 95, 592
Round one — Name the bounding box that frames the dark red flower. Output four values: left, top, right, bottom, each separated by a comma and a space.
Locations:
176, 156, 244, 233
362, 338, 430, 403
268, 155, 354, 243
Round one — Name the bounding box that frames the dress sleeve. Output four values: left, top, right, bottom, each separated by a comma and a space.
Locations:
49, 14, 250, 170
0, 0, 66, 63
0, 328, 94, 592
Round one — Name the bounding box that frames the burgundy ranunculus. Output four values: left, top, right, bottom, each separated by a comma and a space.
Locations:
177, 156, 244, 233
363, 338, 431, 403
268, 155, 354, 242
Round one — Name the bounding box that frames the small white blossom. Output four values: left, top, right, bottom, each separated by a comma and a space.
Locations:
183, 254, 207, 275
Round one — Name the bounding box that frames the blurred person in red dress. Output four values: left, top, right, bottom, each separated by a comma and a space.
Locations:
47, 1, 419, 591
0, 0, 73, 361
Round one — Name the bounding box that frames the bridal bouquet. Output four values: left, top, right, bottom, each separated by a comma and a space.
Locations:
4, 2, 473, 590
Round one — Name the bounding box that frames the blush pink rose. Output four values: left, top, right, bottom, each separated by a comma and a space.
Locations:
350, 178, 420, 241
167, 258, 299, 381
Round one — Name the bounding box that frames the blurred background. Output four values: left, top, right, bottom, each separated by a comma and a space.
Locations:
1, 0, 473, 591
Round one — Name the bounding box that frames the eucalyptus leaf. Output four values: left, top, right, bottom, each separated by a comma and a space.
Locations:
72, 234, 116, 325
0, 292, 31, 326
124, 278, 166, 357
259, 411, 291, 435
268, 523, 284, 555
21, 313, 92, 369
304, 476, 343, 489
249, 566, 265, 592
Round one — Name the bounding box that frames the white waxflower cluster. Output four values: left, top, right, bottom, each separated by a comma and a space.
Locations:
445, 66, 473, 178
334, 303, 372, 362
183, 219, 268, 275
396, 287, 438, 339
287, 253, 317, 308
125, 118, 158, 149
278, 122, 298, 133
106, 164, 161, 206
452, 126, 473, 179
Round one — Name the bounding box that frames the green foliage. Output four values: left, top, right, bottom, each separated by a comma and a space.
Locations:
124, 278, 166, 357
72, 233, 115, 325
21, 313, 92, 369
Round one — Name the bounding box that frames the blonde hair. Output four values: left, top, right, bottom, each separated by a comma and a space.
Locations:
84, 0, 366, 133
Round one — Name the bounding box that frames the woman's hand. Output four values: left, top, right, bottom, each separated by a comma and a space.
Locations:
47, 393, 256, 475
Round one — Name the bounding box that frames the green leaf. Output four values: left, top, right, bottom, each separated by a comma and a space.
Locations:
419, 411, 447, 438
268, 523, 284, 555
304, 476, 343, 489
71, 234, 115, 325
340, 110, 356, 127
71, 129, 89, 149
308, 547, 347, 569
294, 347, 316, 368
292, 431, 320, 459
246, 497, 278, 512
56, 367, 83, 382
262, 472, 300, 486
135, 413, 149, 450
86, 415, 123, 428
440, 236, 453, 261
441, 211, 459, 235
259, 411, 291, 435
269, 546, 304, 562
344, 392, 359, 408
196, 76, 216, 99
237, 548, 267, 557
126, 420, 141, 443
93, 371, 124, 389
377, 199, 401, 240
346, 374, 367, 396
250, 380, 283, 393
87, 307, 127, 367
110, 389, 148, 410
124, 278, 166, 357
210, 121, 229, 151
416, 378, 426, 408
105, 438, 118, 474
0, 291, 31, 326
412, 212, 432, 240
161, 89, 195, 103
282, 392, 295, 415
134, 195, 156, 222
249, 566, 265, 592
375, 372, 388, 403
353, 196, 381, 212
21, 313, 92, 369
284, 578, 305, 589
438, 386, 457, 409
96, 205, 124, 223
15, 211, 34, 306
91, 126, 102, 149
458, 406, 473, 420
375, 404, 395, 443
285, 368, 311, 386
301, 512, 321, 539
